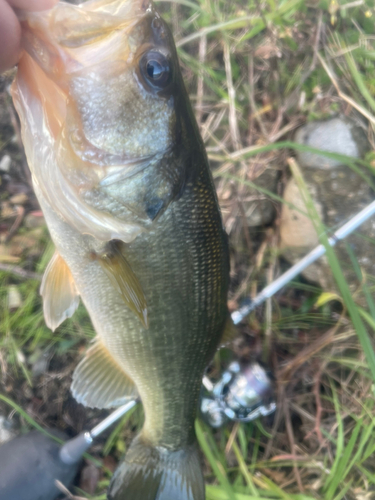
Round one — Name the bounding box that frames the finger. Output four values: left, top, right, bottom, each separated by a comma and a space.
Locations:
8, 0, 59, 11
0, 0, 21, 73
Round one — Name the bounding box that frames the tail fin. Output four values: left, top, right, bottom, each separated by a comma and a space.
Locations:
107, 435, 205, 500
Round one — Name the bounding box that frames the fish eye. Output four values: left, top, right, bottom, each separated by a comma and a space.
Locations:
140, 51, 172, 90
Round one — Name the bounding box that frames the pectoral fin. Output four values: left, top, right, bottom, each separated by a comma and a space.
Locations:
71, 339, 138, 409
40, 251, 79, 331
97, 244, 148, 328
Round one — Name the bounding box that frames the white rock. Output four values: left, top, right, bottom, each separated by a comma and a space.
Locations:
0, 155, 11, 172
294, 117, 368, 169
0, 417, 17, 446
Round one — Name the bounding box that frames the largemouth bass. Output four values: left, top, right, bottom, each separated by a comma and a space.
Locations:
12, 1, 231, 499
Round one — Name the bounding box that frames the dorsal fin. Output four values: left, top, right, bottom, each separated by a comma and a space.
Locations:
40, 251, 79, 331
96, 243, 148, 328
71, 338, 138, 409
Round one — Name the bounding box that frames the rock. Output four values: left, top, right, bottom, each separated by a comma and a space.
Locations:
279, 178, 330, 288
280, 117, 374, 302
24, 212, 46, 229
7, 285, 22, 310
0, 416, 17, 446
9, 193, 28, 205
243, 164, 279, 227
280, 178, 322, 249
0, 155, 11, 173
8, 228, 45, 257
0, 244, 20, 263
294, 116, 369, 169
79, 463, 100, 495
29, 348, 50, 377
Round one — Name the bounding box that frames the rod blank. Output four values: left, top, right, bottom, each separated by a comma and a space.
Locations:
231, 200, 375, 324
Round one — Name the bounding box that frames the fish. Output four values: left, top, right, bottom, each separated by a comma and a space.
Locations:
11, 1, 231, 499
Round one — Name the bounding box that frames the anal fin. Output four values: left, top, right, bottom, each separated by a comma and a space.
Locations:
40, 251, 79, 332
71, 339, 138, 409
96, 242, 148, 328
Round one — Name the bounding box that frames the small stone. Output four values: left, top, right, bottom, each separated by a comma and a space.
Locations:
29, 348, 49, 377
24, 212, 46, 229
7, 285, 22, 310
0, 244, 20, 263
243, 165, 279, 227
9, 193, 28, 205
16, 350, 26, 364
79, 463, 100, 495
279, 178, 322, 249
279, 178, 332, 289
0, 155, 11, 172
1, 201, 16, 219
0, 416, 17, 446
294, 116, 369, 169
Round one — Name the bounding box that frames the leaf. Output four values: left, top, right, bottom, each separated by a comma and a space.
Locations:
314, 292, 342, 308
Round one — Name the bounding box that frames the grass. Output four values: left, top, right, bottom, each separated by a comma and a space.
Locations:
1, 0, 375, 499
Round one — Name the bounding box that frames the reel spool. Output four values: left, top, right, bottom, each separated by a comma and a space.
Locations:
200, 361, 276, 428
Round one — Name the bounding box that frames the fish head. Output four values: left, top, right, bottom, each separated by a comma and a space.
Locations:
12, 0, 199, 241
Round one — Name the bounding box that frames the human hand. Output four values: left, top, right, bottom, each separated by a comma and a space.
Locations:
0, 0, 58, 73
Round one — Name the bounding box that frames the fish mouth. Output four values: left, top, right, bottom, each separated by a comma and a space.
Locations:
46, 0, 154, 48
19, 0, 155, 80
